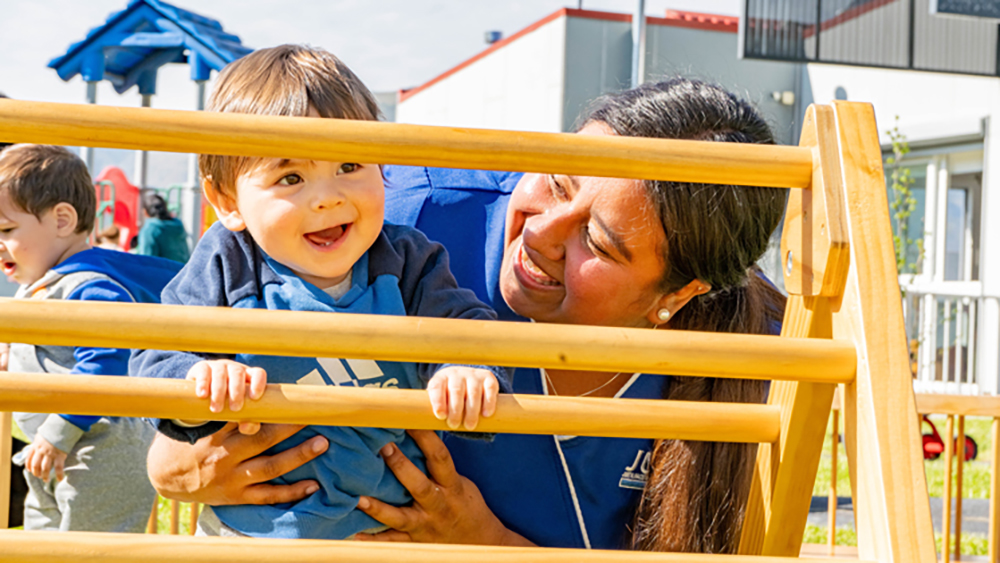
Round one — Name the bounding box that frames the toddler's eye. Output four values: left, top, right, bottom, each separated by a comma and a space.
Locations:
277, 174, 302, 186
338, 163, 360, 174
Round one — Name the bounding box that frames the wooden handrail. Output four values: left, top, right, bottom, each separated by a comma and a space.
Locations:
0, 373, 781, 443
915, 393, 1000, 417
0, 99, 813, 188
0, 299, 857, 384
0, 530, 875, 562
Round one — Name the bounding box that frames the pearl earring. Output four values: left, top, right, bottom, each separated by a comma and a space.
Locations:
657, 308, 671, 322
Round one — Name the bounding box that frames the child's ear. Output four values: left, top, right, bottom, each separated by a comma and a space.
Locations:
202, 178, 246, 232
52, 202, 80, 237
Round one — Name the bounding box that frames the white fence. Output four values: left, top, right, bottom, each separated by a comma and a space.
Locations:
902, 280, 999, 395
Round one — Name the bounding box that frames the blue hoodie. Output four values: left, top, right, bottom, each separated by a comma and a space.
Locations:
39, 248, 181, 431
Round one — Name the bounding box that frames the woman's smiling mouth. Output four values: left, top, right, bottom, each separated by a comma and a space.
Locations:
517, 242, 561, 287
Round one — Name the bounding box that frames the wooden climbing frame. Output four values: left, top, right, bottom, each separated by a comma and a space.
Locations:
0, 98, 934, 562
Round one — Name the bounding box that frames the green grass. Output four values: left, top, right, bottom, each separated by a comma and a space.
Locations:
152, 497, 197, 535
808, 413, 993, 556
11, 418, 28, 444
813, 413, 993, 499
803, 523, 857, 546
803, 524, 988, 556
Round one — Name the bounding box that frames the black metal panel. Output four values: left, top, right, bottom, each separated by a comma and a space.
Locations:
932, 0, 1000, 19
743, 0, 999, 76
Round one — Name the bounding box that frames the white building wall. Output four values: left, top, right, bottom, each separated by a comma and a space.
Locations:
805, 64, 1000, 393
562, 17, 632, 131
645, 25, 799, 145
396, 16, 567, 133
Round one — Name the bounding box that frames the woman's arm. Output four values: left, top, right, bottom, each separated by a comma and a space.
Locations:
355, 430, 534, 546
146, 422, 328, 505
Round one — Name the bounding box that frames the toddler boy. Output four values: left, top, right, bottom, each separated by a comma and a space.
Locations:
0, 144, 182, 531
130, 45, 509, 540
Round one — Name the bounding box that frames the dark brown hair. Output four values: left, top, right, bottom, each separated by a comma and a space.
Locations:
0, 144, 96, 234
584, 78, 787, 553
200, 44, 381, 198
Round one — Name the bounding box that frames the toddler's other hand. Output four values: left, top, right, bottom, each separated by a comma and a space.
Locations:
427, 367, 499, 430
186, 360, 267, 414
25, 436, 68, 481
0, 342, 8, 371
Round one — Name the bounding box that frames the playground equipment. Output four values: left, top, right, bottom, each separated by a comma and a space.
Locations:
93, 166, 141, 248
920, 413, 978, 462
0, 98, 936, 561
47, 0, 250, 246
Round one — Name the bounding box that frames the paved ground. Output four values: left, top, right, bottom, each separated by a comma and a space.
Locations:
807, 495, 990, 536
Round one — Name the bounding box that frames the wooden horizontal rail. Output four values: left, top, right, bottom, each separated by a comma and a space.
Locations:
0, 299, 857, 384
0, 530, 875, 562
0, 99, 813, 188
915, 393, 1000, 417
0, 373, 780, 442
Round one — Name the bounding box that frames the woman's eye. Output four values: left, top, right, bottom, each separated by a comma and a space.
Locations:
338, 163, 360, 174
277, 174, 302, 186
583, 225, 608, 257
548, 175, 569, 201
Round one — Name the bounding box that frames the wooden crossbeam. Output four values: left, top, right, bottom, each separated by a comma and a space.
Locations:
0, 373, 780, 443
0, 530, 874, 563
0, 299, 856, 384
0, 99, 812, 188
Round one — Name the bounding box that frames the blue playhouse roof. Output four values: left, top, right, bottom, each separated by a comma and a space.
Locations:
48, 0, 252, 94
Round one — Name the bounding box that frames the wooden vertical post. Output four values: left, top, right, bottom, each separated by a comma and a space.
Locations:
828, 407, 839, 554
943, 415, 955, 563
738, 104, 847, 557
829, 101, 936, 563
146, 497, 159, 534
955, 415, 965, 560
0, 411, 11, 530
170, 499, 179, 535
189, 503, 200, 536
989, 418, 1000, 562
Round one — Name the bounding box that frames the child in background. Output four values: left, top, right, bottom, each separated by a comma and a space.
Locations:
0, 144, 182, 531
94, 225, 123, 250
129, 45, 509, 540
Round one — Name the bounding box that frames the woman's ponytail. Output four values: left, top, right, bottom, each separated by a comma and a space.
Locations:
584, 78, 788, 553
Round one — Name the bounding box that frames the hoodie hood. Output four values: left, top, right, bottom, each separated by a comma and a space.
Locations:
52, 247, 182, 303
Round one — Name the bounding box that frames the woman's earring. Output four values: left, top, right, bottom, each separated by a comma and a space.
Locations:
657, 308, 671, 322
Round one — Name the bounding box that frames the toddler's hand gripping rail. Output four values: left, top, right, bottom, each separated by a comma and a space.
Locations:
0, 99, 933, 562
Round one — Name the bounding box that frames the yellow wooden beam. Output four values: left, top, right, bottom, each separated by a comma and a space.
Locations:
738, 296, 838, 556
0, 411, 11, 530
740, 105, 850, 556
989, 418, 1000, 562
0, 299, 856, 384
0, 99, 812, 188
915, 393, 1000, 417
0, 529, 876, 563
829, 101, 936, 562
0, 373, 780, 443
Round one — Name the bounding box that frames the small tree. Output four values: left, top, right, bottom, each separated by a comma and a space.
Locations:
885, 117, 922, 276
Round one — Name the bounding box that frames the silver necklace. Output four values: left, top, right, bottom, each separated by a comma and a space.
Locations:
542, 368, 627, 397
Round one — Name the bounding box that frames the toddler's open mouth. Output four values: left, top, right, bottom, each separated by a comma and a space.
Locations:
1, 261, 15, 276
304, 223, 351, 249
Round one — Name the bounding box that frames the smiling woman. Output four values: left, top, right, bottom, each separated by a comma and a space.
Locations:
143, 77, 787, 554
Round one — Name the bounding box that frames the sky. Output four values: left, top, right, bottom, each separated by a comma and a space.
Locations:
0, 0, 740, 111
0, 0, 741, 228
